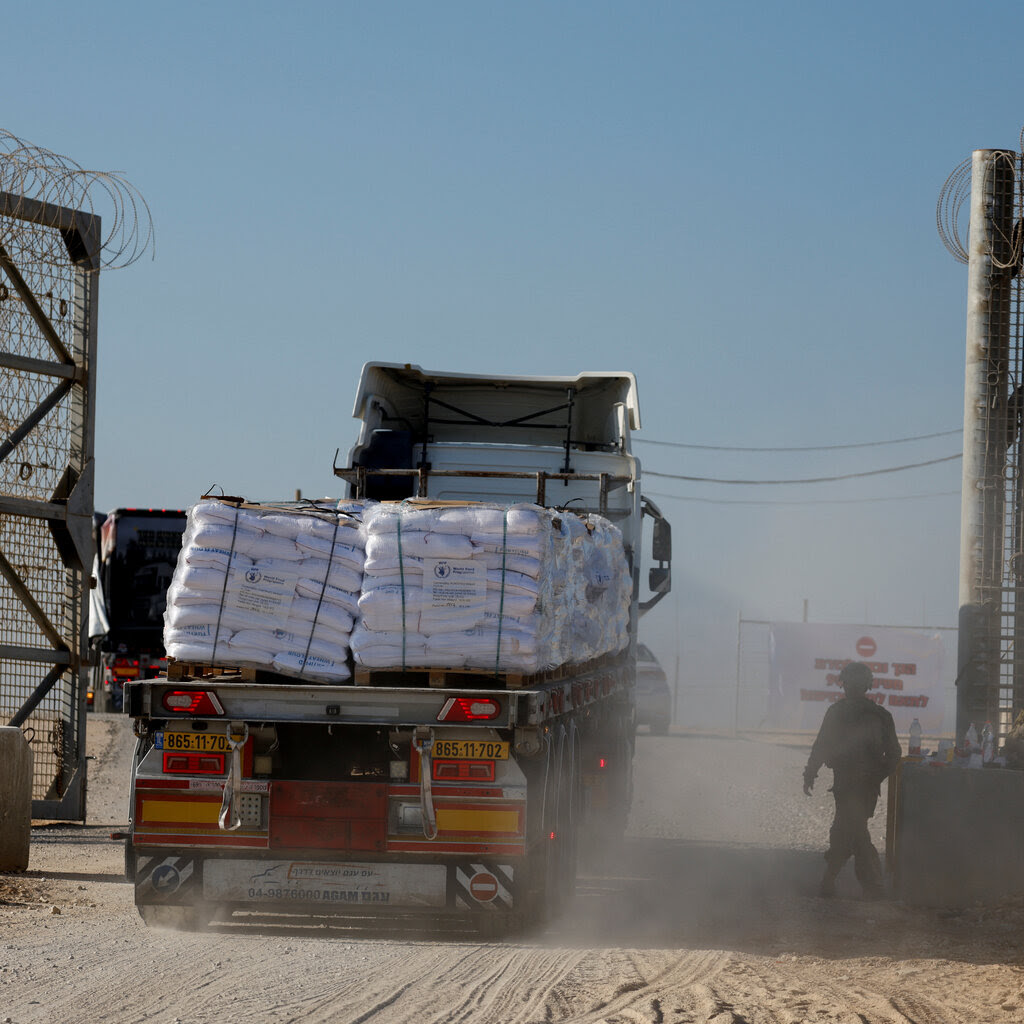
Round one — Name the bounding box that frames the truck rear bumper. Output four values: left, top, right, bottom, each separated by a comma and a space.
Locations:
134, 850, 519, 915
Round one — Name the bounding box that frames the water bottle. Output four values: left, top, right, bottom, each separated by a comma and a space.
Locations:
982, 722, 995, 763
909, 717, 922, 756
965, 722, 980, 753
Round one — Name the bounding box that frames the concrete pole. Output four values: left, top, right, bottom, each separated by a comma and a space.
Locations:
957, 149, 1016, 741
0, 727, 33, 870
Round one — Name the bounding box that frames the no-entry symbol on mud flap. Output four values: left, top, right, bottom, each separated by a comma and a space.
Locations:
856, 636, 876, 658
469, 872, 499, 902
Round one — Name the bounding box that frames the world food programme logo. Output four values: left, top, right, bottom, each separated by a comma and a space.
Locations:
245, 568, 263, 584
433, 561, 452, 580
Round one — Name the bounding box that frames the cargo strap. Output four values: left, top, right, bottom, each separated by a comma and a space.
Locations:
218, 722, 249, 832
494, 509, 508, 677
210, 506, 242, 663
300, 513, 341, 675
397, 512, 408, 670
411, 726, 438, 840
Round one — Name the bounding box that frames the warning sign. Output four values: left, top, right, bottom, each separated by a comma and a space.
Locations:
468, 871, 499, 903
769, 622, 948, 733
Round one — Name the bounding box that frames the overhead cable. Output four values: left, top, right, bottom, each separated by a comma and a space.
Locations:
633, 428, 962, 453
642, 453, 962, 486
646, 489, 961, 507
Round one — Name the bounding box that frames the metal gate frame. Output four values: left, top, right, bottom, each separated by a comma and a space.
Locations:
0, 189, 98, 820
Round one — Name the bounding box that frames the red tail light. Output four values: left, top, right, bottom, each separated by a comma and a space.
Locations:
598, 757, 607, 769
437, 697, 501, 722
432, 759, 496, 782
163, 752, 225, 774
161, 690, 225, 715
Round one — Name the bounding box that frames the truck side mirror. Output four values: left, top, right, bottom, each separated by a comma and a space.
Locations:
648, 567, 670, 593
639, 496, 672, 614
651, 519, 671, 563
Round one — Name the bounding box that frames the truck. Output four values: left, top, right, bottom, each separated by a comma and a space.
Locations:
123, 364, 671, 932
89, 508, 187, 711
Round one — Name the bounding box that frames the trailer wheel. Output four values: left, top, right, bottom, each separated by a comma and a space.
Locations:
138, 905, 201, 930
137, 904, 217, 931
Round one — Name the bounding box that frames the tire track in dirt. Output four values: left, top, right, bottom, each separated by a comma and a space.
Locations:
535, 949, 732, 1024
704, 953, 989, 1024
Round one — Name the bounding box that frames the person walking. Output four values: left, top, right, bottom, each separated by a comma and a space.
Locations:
802, 660, 902, 898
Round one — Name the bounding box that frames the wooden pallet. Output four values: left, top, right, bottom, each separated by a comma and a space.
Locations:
166, 660, 280, 685
352, 653, 617, 691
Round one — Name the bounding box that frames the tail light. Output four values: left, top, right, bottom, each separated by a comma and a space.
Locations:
163, 752, 225, 774
437, 697, 501, 722
432, 759, 496, 782
161, 690, 225, 715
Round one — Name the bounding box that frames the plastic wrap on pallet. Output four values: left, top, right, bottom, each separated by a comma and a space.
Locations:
352, 500, 630, 674
162, 498, 368, 683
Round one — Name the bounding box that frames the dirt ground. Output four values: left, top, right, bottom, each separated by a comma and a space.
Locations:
1, 717, 1022, 1024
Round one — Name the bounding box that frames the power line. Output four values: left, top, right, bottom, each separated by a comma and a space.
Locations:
633, 428, 962, 453
642, 452, 962, 486
646, 489, 961, 507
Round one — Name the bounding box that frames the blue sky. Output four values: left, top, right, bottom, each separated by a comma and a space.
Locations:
5, 1, 1022, 717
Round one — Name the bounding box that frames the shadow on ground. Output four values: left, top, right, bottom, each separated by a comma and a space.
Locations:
552, 837, 1024, 964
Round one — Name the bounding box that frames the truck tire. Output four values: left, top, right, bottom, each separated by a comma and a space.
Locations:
138, 905, 201, 930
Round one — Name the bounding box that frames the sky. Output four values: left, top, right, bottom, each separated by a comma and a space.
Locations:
4, 0, 1023, 726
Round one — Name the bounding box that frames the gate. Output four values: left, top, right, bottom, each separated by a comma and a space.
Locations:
0, 189, 98, 818
0, 132, 151, 819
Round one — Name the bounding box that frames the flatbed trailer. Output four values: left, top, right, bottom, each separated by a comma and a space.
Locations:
125, 652, 634, 932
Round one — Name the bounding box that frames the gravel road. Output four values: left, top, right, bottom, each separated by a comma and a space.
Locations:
1, 716, 1022, 1024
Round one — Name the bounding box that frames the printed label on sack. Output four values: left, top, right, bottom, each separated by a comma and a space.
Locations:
424, 559, 486, 610
223, 565, 298, 624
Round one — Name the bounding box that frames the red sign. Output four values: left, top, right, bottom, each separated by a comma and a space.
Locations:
856, 636, 876, 658
469, 872, 498, 902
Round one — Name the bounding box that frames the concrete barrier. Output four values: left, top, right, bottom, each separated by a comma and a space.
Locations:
0, 726, 33, 871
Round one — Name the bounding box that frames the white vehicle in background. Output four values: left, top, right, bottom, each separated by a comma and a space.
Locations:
635, 643, 671, 735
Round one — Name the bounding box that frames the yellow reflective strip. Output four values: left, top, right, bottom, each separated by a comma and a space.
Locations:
435, 808, 519, 833
142, 800, 220, 825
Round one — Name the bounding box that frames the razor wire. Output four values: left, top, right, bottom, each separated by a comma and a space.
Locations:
0, 128, 153, 269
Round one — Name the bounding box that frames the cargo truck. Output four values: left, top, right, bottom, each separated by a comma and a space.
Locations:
124, 364, 671, 933
88, 508, 187, 711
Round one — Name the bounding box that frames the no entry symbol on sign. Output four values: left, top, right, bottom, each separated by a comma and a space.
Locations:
469, 872, 499, 902
856, 636, 876, 658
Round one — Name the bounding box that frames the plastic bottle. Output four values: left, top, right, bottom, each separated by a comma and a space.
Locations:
965, 722, 980, 753
909, 717, 922, 756
982, 722, 995, 763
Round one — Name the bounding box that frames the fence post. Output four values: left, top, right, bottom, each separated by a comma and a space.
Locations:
0, 727, 33, 870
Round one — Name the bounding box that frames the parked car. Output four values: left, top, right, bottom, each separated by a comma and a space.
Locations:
635, 643, 671, 734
